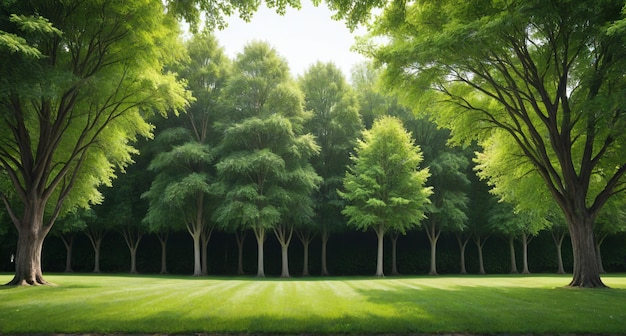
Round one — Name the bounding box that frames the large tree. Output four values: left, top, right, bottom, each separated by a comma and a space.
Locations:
340, 0, 626, 287
299, 61, 362, 276
340, 116, 431, 277
0, 0, 188, 285
215, 42, 320, 277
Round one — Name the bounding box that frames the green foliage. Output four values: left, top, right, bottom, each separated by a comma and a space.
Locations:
340, 116, 432, 234
215, 41, 320, 233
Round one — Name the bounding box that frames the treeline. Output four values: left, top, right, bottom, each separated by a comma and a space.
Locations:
2, 32, 625, 277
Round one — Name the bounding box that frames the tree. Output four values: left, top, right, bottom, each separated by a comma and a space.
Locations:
216, 42, 320, 277
348, 0, 626, 287
0, 0, 188, 285
300, 61, 362, 276
340, 116, 431, 277
51, 210, 88, 272
594, 196, 626, 273
143, 32, 229, 276
82, 209, 106, 273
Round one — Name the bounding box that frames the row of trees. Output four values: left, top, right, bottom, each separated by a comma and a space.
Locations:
2, 0, 626, 287
41, 33, 624, 280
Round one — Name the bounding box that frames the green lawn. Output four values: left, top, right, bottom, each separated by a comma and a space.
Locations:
1, 273, 625, 334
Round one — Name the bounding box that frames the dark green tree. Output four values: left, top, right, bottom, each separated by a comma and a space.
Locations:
216, 42, 320, 277
299, 61, 362, 276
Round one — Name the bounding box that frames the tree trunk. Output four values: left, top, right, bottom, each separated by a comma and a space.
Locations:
567, 216, 605, 288
6, 201, 53, 286
521, 233, 531, 274
456, 233, 469, 274
321, 227, 330, 276
120, 229, 144, 274
157, 232, 169, 274
374, 225, 385, 277
191, 229, 202, 276
508, 235, 518, 274
235, 230, 246, 275
274, 224, 293, 278
201, 225, 214, 276
595, 238, 606, 274
86, 231, 104, 273
551, 230, 566, 274
302, 238, 311, 277
390, 233, 400, 275
425, 222, 440, 276
60, 234, 75, 273
254, 226, 266, 277
474, 234, 488, 275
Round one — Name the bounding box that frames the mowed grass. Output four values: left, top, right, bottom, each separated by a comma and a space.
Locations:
1, 273, 625, 334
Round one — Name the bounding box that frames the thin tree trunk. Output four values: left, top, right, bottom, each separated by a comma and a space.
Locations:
60, 234, 75, 273
508, 235, 518, 274
274, 224, 293, 278
321, 226, 330, 276
120, 228, 144, 274
201, 225, 214, 275
473, 233, 488, 275
424, 221, 440, 276
302, 237, 311, 276
390, 233, 400, 275
157, 232, 169, 274
456, 233, 469, 274
235, 230, 246, 275
375, 225, 386, 277
551, 230, 566, 274
85, 230, 105, 273
190, 228, 202, 276
253, 226, 266, 277
521, 233, 532, 274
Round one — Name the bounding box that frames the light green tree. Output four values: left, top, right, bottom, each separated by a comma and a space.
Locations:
215, 42, 320, 278
336, 0, 626, 287
299, 61, 362, 276
340, 116, 431, 277
0, 0, 188, 285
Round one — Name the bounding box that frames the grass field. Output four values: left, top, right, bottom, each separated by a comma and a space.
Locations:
1, 273, 625, 334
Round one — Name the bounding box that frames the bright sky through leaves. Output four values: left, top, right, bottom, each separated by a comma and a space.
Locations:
213, 1, 368, 79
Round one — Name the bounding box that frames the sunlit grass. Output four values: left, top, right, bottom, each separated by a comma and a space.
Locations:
1, 273, 625, 334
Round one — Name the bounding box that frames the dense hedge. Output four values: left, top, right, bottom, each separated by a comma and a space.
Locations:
1, 228, 624, 276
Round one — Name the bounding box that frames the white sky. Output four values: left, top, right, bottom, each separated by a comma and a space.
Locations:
213, 1, 369, 81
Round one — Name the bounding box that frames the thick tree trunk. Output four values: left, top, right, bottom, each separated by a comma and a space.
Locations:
254, 226, 266, 277
508, 235, 518, 274
390, 233, 400, 275
60, 234, 75, 273
551, 230, 566, 274
521, 233, 531, 274
321, 227, 330, 276
375, 225, 385, 277
6, 201, 53, 286
567, 216, 605, 288
456, 233, 469, 274
157, 233, 169, 274
235, 230, 246, 275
